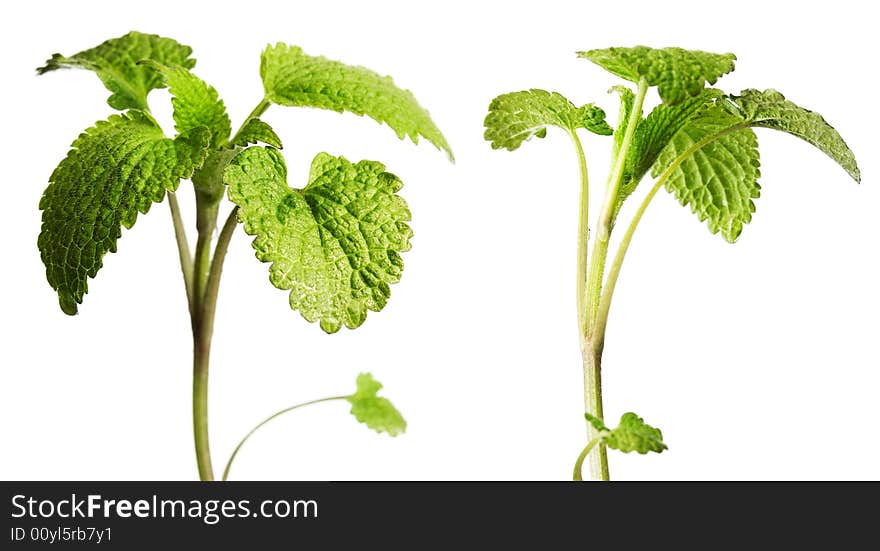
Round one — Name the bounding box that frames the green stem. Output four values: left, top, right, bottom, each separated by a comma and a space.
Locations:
584, 78, 648, 333
571, 130, 590, 336
192, 338, 213, 481
190, 191, 221, 481
581, 342, 609, 480
575, 79, 647, 482
200, 207, 239, 344
573, 437, 600, 481
186, 97, 268, 482
167, 191, 194, 316
222, 396, 347, 481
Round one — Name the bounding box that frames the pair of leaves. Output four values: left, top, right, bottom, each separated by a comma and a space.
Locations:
37, 32, 448, 331
584, 412, 667, 454
485, 46, 860, 243
584, 47, 859, 240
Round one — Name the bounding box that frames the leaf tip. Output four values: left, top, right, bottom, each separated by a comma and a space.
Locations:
59, 293, 79, 316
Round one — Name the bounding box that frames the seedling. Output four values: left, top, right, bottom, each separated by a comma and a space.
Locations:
484, 46, 859, 480
36, 32, 450, 480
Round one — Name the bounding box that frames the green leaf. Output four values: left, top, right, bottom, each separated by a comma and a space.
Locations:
224, 147, 412, 333
483, 89, 612, 150
602, 413, 667, 454
231, 118, 283, 149
260, 43, 452, 159
580, 46, 736, 105
141, 61, 231, 147
37, 31, 195, 111
618, 89, 721, 202
39, 112, 210, 314
653, 106, 761, 242
346, 373, 407, 436
724, 89, 860, 182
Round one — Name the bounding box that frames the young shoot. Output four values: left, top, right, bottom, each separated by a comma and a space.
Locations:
484, 46, 860, 481
36, 31, 450, 480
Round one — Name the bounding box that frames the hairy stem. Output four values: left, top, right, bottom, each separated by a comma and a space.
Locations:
222, 396, 348, 481
167, 191, 194, 316
572, 437, 600, 481
571, 130, 590, 336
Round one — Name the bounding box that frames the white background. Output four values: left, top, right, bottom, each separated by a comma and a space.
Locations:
1, 0, 877, 481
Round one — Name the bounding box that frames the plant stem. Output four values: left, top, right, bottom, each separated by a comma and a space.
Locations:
167, 191, 195, 316
201, 207, 239, 344
584, 78, 648, 332
572, 437, 599, 481
192, 335, 213, 481
190, 189, 223, 481
581, 341, 609, 480
183, 98, 267, 482
571, 130, 590, 336
221, 396, 347, 481
574, 79, 648, 481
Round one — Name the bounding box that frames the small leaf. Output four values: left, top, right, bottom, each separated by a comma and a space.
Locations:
725, 89, 860, 182
231, 118, 283, 149
37, 31, 195, 111
141, 61, 231, 147
346, 373, 407, 436
653, 105, 761, 242
580, 46, 736, 105
39, 112, 210, 314
484, 89, 612, 151
224, 147, 412, 333
260, 43, 451, 159
602, 413, 667, 454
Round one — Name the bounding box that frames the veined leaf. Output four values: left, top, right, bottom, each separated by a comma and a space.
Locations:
653, 105, 760, 242
347, 373, 407, 436
725, 89, 860, 182
580, 46, 736, 105
224, 147, 412, 333
37, 31, 195, 111
260, 43, 451, 159
142, 61, 231, 147
584, 412, 667, 454
39, 112, 210, 314
483, 89, 612, 151
618, 89, 721, 202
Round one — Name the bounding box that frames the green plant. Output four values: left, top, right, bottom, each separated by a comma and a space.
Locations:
484, 46, 860, 480
36, 31, 450, 480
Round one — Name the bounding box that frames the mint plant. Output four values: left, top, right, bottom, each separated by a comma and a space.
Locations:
484, 46, 860, 480
37, 32, 450, 480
